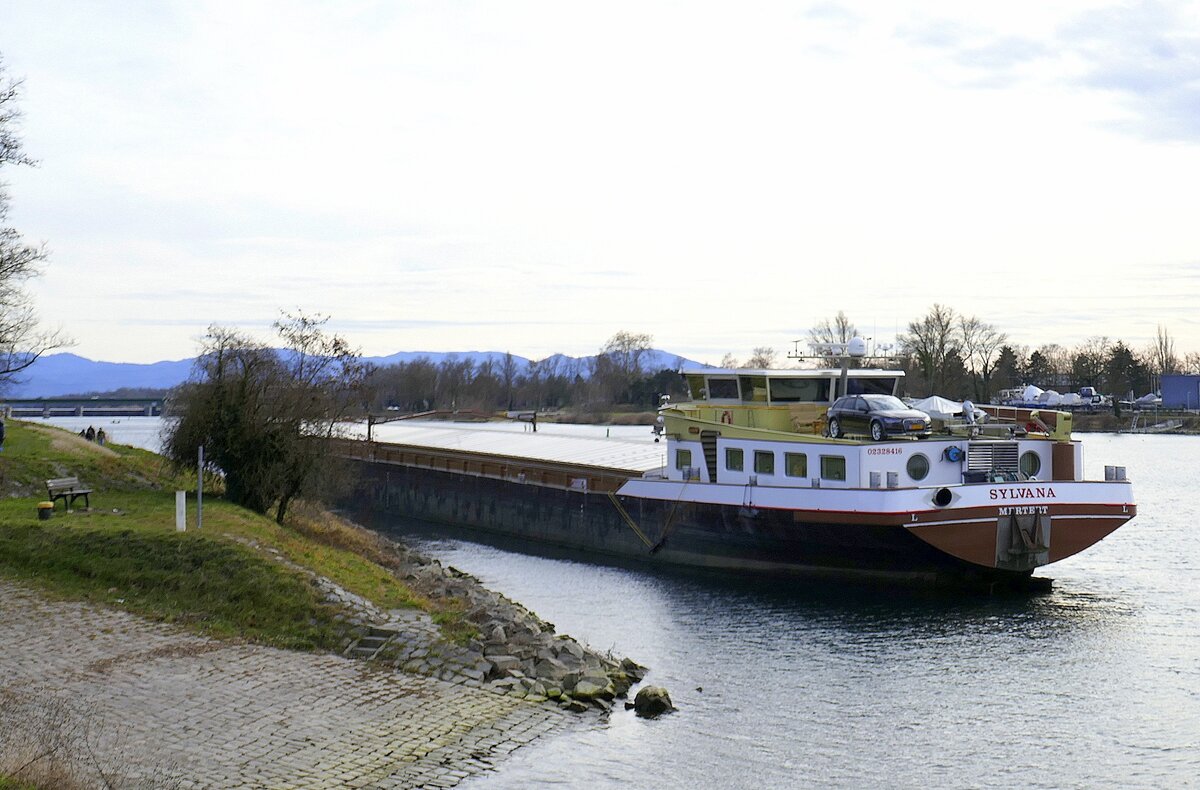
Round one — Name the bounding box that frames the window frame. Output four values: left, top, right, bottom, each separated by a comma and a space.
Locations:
1020, 451, 1042, 478
820, 454, 847, 481
784, 452, 808, 478
906, 453, 930, 482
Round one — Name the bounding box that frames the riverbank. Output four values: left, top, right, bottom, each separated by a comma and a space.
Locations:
0, 420, 643, 788
1071, 411, 1200, 433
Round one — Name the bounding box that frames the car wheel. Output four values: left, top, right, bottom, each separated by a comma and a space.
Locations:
828, 417, 841, 438
870, 420, 885, 442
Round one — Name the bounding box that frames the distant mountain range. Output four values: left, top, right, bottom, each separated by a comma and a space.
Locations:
3, 349, 706, 398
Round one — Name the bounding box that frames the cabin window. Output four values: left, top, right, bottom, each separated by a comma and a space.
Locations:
1020, 451, 1042, 478
676, 449, 692, 470
846, 377, 899, 396
768, 378, 830, 403
754, 450, 775, 475
820, 455, 846, 481
907, 453, 930, 481
739, 375, 768, 402
726, 447, 744, 472
785, 452, 808, 477
706, 378, 740, 400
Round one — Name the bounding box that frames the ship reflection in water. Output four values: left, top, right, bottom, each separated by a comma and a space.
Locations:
373, 434, 1198, 789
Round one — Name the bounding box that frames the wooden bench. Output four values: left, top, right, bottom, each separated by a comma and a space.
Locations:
46, 476, 93, 511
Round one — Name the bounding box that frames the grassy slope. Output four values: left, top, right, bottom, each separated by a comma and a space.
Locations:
0, 420, 439, 650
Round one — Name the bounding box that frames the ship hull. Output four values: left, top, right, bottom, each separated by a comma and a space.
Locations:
349, 459, 1132, 587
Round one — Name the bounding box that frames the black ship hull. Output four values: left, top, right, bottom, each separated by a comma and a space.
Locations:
350, 460, 1036, 587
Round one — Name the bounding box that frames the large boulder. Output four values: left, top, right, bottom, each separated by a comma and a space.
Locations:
620, 657, 647, 683
487, 655, 522, 674
631, 686, 676, 718
571, 676, 616, 701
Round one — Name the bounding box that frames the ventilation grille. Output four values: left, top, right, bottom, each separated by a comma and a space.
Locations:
967, 442, 1019, 472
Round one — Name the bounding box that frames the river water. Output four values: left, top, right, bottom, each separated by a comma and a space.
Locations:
28, 419, 1200, 787
382, 434, 1200, 789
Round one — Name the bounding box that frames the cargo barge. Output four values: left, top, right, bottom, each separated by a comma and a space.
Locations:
342, 365, 1136, 587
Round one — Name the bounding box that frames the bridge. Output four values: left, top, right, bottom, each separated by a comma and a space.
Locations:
1, 397, 164, 418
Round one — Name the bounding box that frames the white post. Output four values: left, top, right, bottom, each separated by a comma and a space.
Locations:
175, 490, 186, 532
197, 445, 204, 530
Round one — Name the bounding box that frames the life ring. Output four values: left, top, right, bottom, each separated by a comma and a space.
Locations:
720, 410, 733, 425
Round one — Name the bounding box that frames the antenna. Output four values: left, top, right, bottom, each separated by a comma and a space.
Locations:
787, 335, 902, 398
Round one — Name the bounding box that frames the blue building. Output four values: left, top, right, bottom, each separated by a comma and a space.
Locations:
1160, 374, 1200, 410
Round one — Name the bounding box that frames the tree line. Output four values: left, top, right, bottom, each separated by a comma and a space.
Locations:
814, 306, 1187, 402
364, 330, 689, 414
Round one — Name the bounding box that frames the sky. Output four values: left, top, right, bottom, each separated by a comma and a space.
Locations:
1, 1, 1199, 365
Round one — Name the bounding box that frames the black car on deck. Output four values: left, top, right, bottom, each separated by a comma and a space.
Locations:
826, 394, 931, 441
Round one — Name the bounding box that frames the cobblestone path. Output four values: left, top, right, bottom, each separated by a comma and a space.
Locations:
0, 580, 581, 788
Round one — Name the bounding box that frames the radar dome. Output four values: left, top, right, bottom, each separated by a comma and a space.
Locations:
848, 337, 867, 357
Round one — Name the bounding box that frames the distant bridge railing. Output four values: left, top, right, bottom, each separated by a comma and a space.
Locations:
2, 397, 164, 418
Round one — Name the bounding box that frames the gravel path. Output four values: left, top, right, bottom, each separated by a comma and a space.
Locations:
0, 579, 586, 788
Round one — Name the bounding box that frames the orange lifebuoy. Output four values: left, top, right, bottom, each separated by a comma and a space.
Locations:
720, 410, 733, 424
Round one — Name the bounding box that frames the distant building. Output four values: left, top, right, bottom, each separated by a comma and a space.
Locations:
1160, 374, 1200, 410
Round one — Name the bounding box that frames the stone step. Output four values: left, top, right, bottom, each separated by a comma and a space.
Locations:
343, 629, 398, 660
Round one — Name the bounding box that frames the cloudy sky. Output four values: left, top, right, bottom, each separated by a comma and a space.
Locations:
1, 1, 1198, 364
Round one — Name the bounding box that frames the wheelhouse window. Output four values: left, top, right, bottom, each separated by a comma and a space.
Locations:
820, 455, 846, 481
754, 450, 775, 475
726, 447, 744, 472
739, 375, 768, 402
846, 377, 900, 396
706, 377, 740, 400
676, 449, 692, 470
785, 452, 808, 477
768, 378, 830, 403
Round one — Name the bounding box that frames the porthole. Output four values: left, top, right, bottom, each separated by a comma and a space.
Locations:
906, 453, 930, 481
1020, 451, 1042, 478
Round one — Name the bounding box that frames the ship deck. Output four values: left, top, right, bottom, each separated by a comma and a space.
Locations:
346, 420, 668, 475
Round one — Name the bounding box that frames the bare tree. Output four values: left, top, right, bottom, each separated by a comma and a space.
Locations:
1148, 324, 1179, 376
1183, 351, 1200, 375
746, 346, 777, 368
501, 352, 519, 408
719, 352, 739, 368
958, 315, 1007, 401
1036, 343, 1072, 390
594, 330, 653, 404
0, 56, 67, 384
165, 312, 370, 523
899, 304, 959, 394
1071, 336, 1111, 391
808, 311, 857, 346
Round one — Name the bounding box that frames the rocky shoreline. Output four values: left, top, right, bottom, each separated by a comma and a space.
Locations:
263, 530, 649, 714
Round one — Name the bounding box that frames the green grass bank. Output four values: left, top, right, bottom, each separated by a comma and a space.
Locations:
0, 419, 460, 650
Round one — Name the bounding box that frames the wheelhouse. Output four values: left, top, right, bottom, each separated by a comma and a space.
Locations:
681, 367, 904, 406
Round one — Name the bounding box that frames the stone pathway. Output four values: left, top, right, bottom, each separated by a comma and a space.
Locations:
0, 580, 588, 788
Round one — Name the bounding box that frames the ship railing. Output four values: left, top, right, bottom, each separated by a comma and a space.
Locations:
332, 437, 636, 494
